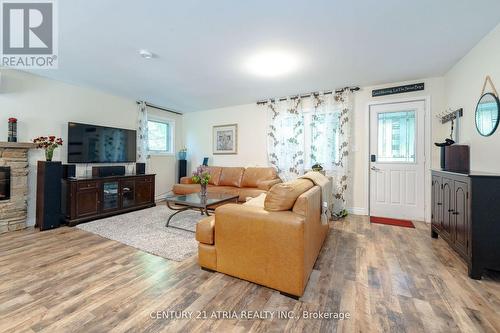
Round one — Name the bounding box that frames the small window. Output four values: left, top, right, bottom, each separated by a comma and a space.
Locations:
377, 110, 415, 163
147, 119, 173, 154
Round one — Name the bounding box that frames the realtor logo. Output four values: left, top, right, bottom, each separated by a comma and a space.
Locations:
1, 0, 58, 68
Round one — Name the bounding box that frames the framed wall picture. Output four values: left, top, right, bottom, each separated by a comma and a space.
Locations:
213, 124, 238, 154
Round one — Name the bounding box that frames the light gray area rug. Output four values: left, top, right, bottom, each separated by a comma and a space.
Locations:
77, 205, 206, 262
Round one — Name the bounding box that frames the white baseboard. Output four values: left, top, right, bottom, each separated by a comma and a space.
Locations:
347, 207, 368, 216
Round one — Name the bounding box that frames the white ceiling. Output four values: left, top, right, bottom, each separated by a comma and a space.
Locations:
31, 0, 500, 112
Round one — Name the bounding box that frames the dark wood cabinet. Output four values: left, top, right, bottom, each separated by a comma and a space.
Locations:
431, 175, 442, 232
75, 187, 100, 218
135, 176, 154, 205
431, 170, 500, 279
453, 180, 469, 257
62, 174, 155, 225
441, 177, 453, 240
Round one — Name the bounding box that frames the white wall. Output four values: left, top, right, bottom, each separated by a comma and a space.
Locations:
444, 23, 500, 172
183, 103, 268, 171
0, 69, 181, 226
183, 77, 446, 218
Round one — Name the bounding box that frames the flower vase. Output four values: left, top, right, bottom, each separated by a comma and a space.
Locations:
8, 118, 17, 142
45, 148, 54, 162
200, 183, 207, 197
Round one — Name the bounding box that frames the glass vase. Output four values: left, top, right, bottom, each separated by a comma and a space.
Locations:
200, 183, 207, 197
45, 148, 54, 161
8, 120, 17, 142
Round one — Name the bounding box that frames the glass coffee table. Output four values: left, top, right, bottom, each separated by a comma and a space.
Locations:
165, 193, 239, 231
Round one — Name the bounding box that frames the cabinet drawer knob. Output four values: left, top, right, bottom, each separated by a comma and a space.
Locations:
437, 203, 442, 206
448, 209, 454, 212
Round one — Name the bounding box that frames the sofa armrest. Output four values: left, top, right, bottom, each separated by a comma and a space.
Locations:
256, 178, 281, 191
214, 204, 306, 296
180, 176, 194, 184
196, 216, 215, 245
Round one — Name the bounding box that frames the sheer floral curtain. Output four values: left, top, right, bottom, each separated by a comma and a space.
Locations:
137, 101, 150, 169
264, 89, 353, 215
266, 98, 305, 181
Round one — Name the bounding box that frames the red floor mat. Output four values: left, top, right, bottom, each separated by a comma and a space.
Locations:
370, 216, 415, 228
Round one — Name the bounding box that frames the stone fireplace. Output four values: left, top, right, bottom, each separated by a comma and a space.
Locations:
0, 142, 35, 234
0, 166, 11, 201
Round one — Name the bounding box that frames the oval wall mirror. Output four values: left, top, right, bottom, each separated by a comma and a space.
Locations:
475, 92, 500, 136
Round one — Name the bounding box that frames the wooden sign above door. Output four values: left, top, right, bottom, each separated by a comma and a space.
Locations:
372, 83, 425, 97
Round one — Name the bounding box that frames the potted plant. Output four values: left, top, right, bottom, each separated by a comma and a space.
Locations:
191, 165, 211, 197
311, 163, 323, 172
33, 136, 63, 161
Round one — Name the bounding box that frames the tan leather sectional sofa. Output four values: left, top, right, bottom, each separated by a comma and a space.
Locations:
172, 166, 281, 202
195, 178, 330, 298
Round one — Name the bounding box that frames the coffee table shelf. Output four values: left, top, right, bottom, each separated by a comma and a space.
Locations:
165, 193, 238, 232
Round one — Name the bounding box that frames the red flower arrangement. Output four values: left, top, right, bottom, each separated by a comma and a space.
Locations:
33, 136, 63, 161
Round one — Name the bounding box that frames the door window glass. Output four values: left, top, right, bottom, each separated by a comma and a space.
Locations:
377, 111, 415, 163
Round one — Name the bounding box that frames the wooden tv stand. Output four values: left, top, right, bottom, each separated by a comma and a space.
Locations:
62, 174, 156, 226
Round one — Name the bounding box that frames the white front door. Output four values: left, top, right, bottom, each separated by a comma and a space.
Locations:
369, 100, 425, 221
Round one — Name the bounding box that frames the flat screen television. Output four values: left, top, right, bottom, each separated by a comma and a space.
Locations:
67, 122, 136, 163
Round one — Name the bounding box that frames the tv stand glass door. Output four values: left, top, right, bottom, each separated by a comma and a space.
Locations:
102, 181, 119, 211
121, 180, 136, 208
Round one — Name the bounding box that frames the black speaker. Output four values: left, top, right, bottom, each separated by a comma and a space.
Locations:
92, 165, 126, 177
36, 161, 62, 231
62, 164, 76, 179
136, 162, 146, 175
178, 159, 187, 182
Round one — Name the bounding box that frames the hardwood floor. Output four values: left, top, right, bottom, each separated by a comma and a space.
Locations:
0, 215, 499, 333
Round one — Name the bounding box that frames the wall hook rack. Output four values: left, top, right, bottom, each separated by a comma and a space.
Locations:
437, 108, 463, 124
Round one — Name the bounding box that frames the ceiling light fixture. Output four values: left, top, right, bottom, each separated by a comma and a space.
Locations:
139, 49, 154, 59
244, 50, 300, 78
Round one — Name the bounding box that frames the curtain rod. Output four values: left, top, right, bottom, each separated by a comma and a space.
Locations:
256, 86, 360, 105
136, 101, 183, 115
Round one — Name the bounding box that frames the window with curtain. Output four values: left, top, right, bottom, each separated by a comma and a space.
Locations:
264, 90, 353, 215
276, 109, 341, 169
147, 119, 174, 154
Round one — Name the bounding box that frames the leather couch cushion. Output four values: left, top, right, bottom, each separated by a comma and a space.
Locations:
180, 176, 194, 184
207, 185, 240, 196
264, 179, 314, 211
207, 167, 223, 185
256, 179, 282, 191
243, 193, 266, 208
172, 183, 200, 195
238, 188, 267, 202
219, 167, 245, 187
196, 216, 215, 245
241, 167, 277, 188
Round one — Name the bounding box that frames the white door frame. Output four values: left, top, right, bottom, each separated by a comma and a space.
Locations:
366, 96, 432, 222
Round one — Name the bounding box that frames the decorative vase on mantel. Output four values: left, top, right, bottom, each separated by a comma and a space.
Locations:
33, 136, 63, 162
8, 118, 17, 142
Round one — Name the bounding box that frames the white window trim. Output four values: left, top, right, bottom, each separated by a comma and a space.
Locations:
147, 116, 175, 156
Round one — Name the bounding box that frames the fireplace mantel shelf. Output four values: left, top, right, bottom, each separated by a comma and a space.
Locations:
0, 142, 37, 149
